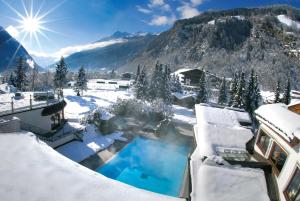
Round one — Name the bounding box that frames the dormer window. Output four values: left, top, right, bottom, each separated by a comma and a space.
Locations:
284, 166, 300, 201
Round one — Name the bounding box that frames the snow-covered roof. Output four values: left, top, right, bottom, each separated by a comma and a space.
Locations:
255, 103, 300, 140
0, 132, 183, 201
190, 157, 270, 201
194, 123, 253, 157
195, 104, 251, 127
193, 104, 253, 160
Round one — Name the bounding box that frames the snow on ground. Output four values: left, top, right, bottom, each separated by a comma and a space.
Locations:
0, 132, 183, 201
56, 124, 124, 162
172, 105, 196, 125
277, 15, 300, 29
63, 88, 132, 122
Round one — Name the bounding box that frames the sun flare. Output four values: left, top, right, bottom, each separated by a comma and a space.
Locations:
21, 16, 41, 33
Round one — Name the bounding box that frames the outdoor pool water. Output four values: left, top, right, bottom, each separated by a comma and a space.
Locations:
96, 136, 191, 197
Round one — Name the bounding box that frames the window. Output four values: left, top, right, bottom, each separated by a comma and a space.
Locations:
285, 167, 300, 201
257, 130, 271, 154
269, 143, 287, 175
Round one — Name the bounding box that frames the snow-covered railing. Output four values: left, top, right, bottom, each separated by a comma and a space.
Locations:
0, 98, 63, 117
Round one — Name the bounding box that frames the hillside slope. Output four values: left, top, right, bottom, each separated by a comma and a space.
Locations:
122, 6, 300, 90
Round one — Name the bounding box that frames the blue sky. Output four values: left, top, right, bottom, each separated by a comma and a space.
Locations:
0, 0, 300, 59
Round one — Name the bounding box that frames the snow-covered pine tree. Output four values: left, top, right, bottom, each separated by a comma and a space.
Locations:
196, 72, 208, 104
245, 69, 256, 113
283, 76, 291, 105
254, 74, 261, 109
232, 72, 246, 108
274, 79, 281, 103
149, 61, 163, 100
54, 56, 68, 98
134, 67, 148, 100
162, 65, 172, 105
135, 65, 141, 82
14, 57, 27, 91
228, 72, 238, 106
171, 74, 183, 93
218, 77, 227, 105
74, 66, 87, 96
8, 72, 15, 87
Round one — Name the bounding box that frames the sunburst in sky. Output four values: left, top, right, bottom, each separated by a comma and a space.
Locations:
1, 0, 65, 50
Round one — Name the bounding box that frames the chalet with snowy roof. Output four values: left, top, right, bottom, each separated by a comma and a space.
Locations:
254, 103, 300, 201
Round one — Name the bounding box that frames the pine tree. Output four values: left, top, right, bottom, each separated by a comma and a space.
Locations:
218, 77, 227, 105
54, 56, 68, 98
135, 65, 141, 82
196, 72, 208, 103
74, 66, 87, 96
228, 72, 238, 106
149, 61, 163, 100
232, 72, 246, 108
8, 72, 15, 87
134, 67, 148, 100
171, 74, 183, 93
283, 76, 291, 105
253, 75, 261, 109
162, 65, 172, 105
274, 79, 281, 103
14, 57, 27, 91
245, 69, 256, 113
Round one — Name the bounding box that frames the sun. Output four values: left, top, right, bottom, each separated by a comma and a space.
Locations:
21, 16, 41, 33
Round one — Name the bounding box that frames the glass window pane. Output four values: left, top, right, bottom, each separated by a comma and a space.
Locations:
286, 168, 300, 201
257, 131, 271, 154
270, 143, 287, 173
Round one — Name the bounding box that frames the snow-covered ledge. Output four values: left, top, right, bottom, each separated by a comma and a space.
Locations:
0, 132, 183, 201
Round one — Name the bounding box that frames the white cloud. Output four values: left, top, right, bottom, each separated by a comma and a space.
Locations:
149, 15, 176, 26
136, 5, 152, 14
191, 0, 204, 6
177, 3, 200, 19
148, 0, 165, 7
29, 39, 127, 60
6, 25, 19, 38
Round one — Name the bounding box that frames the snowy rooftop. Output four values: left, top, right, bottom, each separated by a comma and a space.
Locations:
0, 132, 183, 201
195, 104, 251, 127
194, 123, 253, 157
193, 104, 253, 161
190, 157, 270, 201
255, 103, 300, 141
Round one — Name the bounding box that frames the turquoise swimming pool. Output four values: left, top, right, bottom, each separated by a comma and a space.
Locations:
96, 136, 191, 197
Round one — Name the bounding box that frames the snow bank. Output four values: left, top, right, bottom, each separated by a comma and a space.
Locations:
255, 103, 300, 140
191, 158, 270, 201
56, 125, 123, 162
277, 15, 300, 29
0, 132, 182, 201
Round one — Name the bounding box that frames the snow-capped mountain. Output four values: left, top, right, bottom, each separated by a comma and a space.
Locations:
54, 31, 156, 70
0, 26, 39, 72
